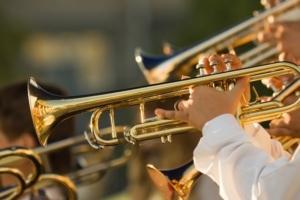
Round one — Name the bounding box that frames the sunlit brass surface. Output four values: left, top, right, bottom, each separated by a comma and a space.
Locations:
135, 0, 300, 84
66, 147, 132, 185
27, 174, 77, 200
147, 164, 201, 200
0, 168, 26, 200
28, 62, 300, 147
0, 147, 77, 199
0, 148, 43, 188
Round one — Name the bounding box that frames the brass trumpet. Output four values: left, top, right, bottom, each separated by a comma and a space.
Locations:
147, 161, 200, 200
135, 0, 300, 84
26, 174, 77, 200
0, 147, 77, 200
0, 147, 44, 187
0, 168, 26, 200
28, 62, 300, 147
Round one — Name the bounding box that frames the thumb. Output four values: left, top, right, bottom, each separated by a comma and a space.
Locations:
231, 77, 249, 98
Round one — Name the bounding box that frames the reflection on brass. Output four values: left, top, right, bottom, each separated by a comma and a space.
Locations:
0, 147, 43, 187
28, 174, 77, 200
29, 62, 300, 149
135, 0, 300, 84
147, 163, 200, 200
0, 147, 78, 199
0, 167, 26, 200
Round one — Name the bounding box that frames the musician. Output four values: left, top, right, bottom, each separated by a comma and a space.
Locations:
258, 15, 300, 138
0, 81, 74, 199
155, 54, 300, 199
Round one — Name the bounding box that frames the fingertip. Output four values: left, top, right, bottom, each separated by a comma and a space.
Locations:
154, 108, 164, 117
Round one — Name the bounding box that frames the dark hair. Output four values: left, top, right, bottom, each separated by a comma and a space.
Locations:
0, 81, 75, 173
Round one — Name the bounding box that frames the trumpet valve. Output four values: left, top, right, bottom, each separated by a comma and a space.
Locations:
160, 135, 172, 143
195, 61, 206, 77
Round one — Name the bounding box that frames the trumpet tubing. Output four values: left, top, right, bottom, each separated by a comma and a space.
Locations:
28, 62, 300, 148
135, 0, 300, 84
0, 168, 26, 200
0, 147, 44, 188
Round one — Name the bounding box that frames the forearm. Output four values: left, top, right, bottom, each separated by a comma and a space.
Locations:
193, 114, 295, 199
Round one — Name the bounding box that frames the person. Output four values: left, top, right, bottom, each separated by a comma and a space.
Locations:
258, 16, 300, 138
0, 81, 75, 174
0, 81, 75, 199
154, 53, 300, 199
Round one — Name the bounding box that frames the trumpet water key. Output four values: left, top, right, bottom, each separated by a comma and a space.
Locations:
28, 62, 300, 148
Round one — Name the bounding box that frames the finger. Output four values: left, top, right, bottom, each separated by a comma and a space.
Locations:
261, 0, 278, 8
257, 31, 275, 43
154, 108, 188, 121
199, 57, 213, 75
269, 119, 287, 129
274, 24, 285, 39
177, 100, 189, 111
260, 96, 272, 102
261, 77, 283, 92
267, 127, 294, 137
181, 75, 190, 80
222, 53, 242, 70
231, 77, 249, 96
278, 51, 297, 63
209, 54, 226, 73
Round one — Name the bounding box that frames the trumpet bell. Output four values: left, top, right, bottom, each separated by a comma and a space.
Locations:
28, 77, 62, 146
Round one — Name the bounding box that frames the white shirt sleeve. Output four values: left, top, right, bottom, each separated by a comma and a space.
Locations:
193, 114, 300, 200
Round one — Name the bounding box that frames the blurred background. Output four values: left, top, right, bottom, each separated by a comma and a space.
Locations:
0, 0, 262, 199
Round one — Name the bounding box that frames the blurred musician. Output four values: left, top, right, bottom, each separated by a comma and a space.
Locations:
0, 81, 74, 199
258, 0, 300, 139
155, 53, 300, 199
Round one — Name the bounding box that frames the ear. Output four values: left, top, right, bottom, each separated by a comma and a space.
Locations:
14, 132, 36, 148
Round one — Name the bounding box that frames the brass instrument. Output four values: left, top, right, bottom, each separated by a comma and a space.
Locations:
0, 168, 26, 200
28, 62, 300, 147
0, 147, 78, 200
0, 147, 43, 187
0, 172, 77, 200
147, 162, 200, 200
34, 127, 131, 185
135, 0, 300, 84
25, 174, 77, 200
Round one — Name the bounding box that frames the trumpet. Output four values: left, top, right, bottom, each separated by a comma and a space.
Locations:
26, 174, 77, 200
0, 147, 77, 200
28, 61, 300, 147
0, 171, 77, 200
135, 0, 300, 84
147, 161, 200, 200
0, 167, 26, 200
0, 147, 44, 187
35, 127, 132, 185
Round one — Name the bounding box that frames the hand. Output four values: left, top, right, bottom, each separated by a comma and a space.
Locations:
258, 21, 300, 64
154, 54, 249, 130
268, 94, 300, 138
260, 0, 279, 9
258, 21, 300, 91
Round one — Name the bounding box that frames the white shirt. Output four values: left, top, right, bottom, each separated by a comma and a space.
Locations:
193, 114, 300, 200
